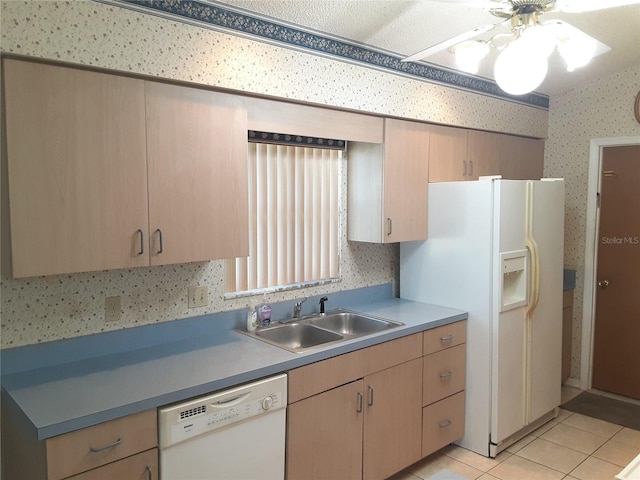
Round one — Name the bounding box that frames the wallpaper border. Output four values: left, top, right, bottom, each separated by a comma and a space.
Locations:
98, 0, 550, 110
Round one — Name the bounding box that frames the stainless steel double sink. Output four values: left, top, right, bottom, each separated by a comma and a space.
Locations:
240, 309, 403, 353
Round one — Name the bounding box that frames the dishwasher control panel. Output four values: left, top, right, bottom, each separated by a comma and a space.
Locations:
158, 373, 287, 448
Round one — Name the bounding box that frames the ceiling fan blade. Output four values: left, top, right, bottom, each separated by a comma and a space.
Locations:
401, 22, 502, 63
555, 0, 640, 13
544, 19, 611, 57
424, 0, 505, 7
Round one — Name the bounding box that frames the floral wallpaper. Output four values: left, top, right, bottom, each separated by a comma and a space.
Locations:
0, 0, 548, 348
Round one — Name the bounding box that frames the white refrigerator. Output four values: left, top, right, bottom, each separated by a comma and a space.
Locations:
400, 177, 564, 457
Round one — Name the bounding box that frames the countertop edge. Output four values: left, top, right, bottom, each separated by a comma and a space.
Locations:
5, 298, 467, 440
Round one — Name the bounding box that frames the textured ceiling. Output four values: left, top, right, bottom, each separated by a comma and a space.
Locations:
214, 0, 640, 96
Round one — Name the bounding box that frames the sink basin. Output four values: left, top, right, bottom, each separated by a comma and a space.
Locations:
239, 308, 403, 353
309, 311, 401, 336
254, 323, 343, 352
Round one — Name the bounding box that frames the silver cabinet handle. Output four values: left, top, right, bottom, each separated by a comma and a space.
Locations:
137, 229, 144, 255
440, 334, 454, 344
439, 371, 453, 381
367, 386, 374, 407
89, 437, 122, 453
598, 279, 609, 288
469, 160, 474, 177
439, 420, 453, 428
156, 229, 163, 254
357, 392, 363, 413
463, 160, 467, 177
145, 466, 152, 480
386, 218, 392, 236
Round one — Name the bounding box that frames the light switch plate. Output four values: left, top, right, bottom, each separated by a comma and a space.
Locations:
188, 286, 208, 308
105, 296, 122, 322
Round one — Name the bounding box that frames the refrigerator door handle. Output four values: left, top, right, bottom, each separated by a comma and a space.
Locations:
525, 182, 541, 318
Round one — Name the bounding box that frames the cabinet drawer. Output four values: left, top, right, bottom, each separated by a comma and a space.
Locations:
46, 410, 157, 480
288, 333, 422, 403
423, 344, 466, 406
422, 391, 465, 458
66, 448, 158, 480
423, 321, 466, 355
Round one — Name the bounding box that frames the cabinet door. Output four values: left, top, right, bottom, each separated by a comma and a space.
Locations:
145, 82, 249, 265
3, 60, 149, 277
66, 449, 158, 480
363, 359, 422, 480
513, 137, 544, 180
287, 380, 364, 480
466, 130, 502, 180
428, 124, 468, 182
383, 119, 430, 243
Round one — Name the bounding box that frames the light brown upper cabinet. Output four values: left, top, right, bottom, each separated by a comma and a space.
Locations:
348, 118, 430, 243
145, 82, 248, 266
428, 126, 544, 183
4, 60, 150, 277
3, 59, 248, 278
427, 124, 469, 182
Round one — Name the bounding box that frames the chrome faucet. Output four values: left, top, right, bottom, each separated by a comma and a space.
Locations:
293, 297, 308, 318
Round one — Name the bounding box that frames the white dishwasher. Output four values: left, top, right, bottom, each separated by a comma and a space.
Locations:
158, 373, 287, 480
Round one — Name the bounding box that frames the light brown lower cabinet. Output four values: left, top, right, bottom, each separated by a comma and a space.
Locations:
66, 449, 158, 480
421, 321, 467, 457
422, 391, 466, 457
286, 334, 423, 480
1, 407, 158, 480
286, 325, 468, 480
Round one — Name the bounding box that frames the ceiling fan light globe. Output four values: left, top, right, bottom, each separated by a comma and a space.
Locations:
454, 41, 490, 74
494, 40, 548, 95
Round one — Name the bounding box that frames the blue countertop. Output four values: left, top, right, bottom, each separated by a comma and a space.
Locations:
1, 284, 467, 440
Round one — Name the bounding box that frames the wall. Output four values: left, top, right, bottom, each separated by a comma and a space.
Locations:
544, 63, 640, 381
0, 1, 548, 349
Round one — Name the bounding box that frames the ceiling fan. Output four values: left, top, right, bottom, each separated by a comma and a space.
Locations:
402, 0, 640, 95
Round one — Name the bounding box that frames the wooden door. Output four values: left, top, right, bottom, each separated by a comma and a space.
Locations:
427, 124, 468, 182
3, 60, 149, 277
145, 82, 249, 265
592, 145, 640, 399
286, 380, 364, 480
363, 359, 422, 480
383, 118, 430, 243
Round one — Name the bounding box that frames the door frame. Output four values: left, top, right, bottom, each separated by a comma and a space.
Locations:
581, 135, 640, 390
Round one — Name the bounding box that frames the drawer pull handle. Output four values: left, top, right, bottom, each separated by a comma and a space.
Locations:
440, 334, 454, 344
439, 371, 453, 381
357, 392, 363, 413
367, 386, 374, 407
439, 419, 453, 428
145, 466, 152, 480
137, 229, 144, 255
89, 437, 122, 453
156, 229, 164, 254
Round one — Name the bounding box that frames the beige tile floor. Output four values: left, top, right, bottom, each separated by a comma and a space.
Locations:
391, 387, 640, 480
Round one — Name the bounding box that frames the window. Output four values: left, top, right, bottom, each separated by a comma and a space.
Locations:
224, 137, 342, 295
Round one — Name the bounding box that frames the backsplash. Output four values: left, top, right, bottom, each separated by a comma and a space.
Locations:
0, 0, 547, 349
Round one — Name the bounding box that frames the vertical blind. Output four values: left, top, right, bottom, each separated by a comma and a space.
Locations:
225, 142, 341, 294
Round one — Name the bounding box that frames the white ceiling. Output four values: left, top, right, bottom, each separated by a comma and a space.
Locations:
214, 0, 640, 96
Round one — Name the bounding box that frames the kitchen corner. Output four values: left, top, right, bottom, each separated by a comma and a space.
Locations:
0, 282, 466, 441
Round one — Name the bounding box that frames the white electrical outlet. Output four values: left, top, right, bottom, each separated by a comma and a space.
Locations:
105, 296, 122, 322
188, 286, 208, 308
